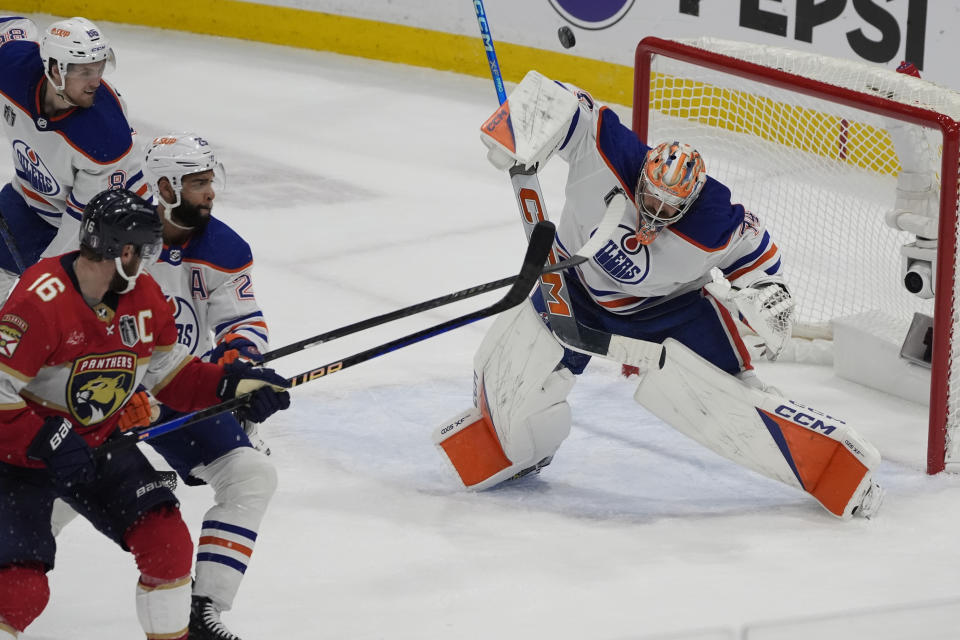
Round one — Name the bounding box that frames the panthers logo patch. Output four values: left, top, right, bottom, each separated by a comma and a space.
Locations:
68, 351, 137, 426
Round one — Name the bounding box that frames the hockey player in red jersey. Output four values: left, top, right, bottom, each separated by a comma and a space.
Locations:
0, 16, 150, 295
0, 189, 290, 639
48, 134, 277, 639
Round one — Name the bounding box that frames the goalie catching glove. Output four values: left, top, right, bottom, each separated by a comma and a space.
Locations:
480, 70, 580, 172
706, 276, 796, 360
217, 361, 291, 423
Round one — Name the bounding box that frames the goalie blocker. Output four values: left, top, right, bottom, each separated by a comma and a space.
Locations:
434, 304, 883, 519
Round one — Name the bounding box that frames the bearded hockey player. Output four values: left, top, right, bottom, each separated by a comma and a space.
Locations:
140, 133, 276, 640
434, 71, 884, 520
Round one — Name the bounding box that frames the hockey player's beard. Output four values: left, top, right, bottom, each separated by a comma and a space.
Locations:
108, 269, 130, 294
171, 201, 212, 232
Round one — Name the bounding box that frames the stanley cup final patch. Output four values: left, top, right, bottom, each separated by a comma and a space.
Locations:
119, 314, 139, 347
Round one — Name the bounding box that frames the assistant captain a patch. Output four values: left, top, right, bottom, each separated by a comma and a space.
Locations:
0, 324, 23, 358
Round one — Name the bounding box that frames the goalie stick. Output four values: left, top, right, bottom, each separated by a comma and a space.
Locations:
471, 3, 607, 349
99, 221, 558, 455
472, 0, 508, 104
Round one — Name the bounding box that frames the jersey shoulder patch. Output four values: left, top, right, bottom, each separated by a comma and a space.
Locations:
182, 218, 253, 273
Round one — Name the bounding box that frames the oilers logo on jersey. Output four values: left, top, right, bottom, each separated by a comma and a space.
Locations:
592, 225, 650, 285
171, 296, 201, 355
13, 139, 59, 196
68, 351, 137, 425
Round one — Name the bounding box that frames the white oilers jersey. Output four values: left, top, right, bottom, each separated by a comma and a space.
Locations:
150, 217, 269, 362
550, 84, 784, 315
0, 18, 149, 245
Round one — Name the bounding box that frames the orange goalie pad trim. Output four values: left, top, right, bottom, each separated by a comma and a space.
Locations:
480, 102, 516, 153
438, 386, 511, 487
761, 410, 868, 516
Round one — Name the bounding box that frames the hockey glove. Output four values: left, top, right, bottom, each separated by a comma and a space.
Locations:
706, 277, 796, 360
211, 332, 263, 366
217, 361, 291, 423
26, 416, 96, 487
117, 389, 158, 432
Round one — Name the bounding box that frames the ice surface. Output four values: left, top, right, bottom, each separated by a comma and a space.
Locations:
4, 15, 959, 640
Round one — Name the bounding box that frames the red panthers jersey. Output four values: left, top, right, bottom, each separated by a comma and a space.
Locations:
0, 253, 225, 467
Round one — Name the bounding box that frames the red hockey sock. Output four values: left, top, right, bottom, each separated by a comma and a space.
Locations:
0, 564, 49, 631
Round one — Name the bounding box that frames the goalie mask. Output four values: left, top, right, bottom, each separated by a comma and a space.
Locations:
635, 141, 706, 245
143, 133, 225, 229
40, 17, 116, 93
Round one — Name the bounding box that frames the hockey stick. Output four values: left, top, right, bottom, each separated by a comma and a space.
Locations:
470, 8, 638, 361
472, 0, 508, 104
0, 206, 26, 273
99, 221, 558, 455
262, 192, 626, 364
471, 2, 592, 348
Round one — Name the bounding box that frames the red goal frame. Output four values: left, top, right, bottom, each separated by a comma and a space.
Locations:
632, 36, 960, 474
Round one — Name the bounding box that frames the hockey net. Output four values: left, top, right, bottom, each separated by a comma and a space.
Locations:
633, 37, 960, 474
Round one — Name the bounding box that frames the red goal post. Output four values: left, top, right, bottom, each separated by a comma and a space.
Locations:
633, 36, 960, 474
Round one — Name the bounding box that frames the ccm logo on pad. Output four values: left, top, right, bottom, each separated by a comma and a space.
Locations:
773, 404, 841, 435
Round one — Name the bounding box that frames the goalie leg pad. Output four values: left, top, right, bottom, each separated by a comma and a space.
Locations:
436, 407, 512, 488
635, 338, 881, 519
434, 301, 575, 490
435, 373, 573, 491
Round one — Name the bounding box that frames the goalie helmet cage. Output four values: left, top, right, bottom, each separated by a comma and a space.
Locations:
633, 37, 960, 474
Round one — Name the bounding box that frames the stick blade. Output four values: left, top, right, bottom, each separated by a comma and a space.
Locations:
500, 220, 555, 309
519, 220, 555, 279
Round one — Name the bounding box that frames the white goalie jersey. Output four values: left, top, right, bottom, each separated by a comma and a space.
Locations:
150, 217, 269, 362
550, 86, 784, 315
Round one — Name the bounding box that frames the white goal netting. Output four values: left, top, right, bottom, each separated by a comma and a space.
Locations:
635, 37, 960, 471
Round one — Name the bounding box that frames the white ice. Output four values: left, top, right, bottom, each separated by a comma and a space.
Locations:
5, 15, 960, 640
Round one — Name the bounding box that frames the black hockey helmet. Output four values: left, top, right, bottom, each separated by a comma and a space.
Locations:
80, 188, 162, 262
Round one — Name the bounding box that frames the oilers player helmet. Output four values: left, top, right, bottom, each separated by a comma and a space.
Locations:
142, 133, 225, 212
40, 17, 115, 90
